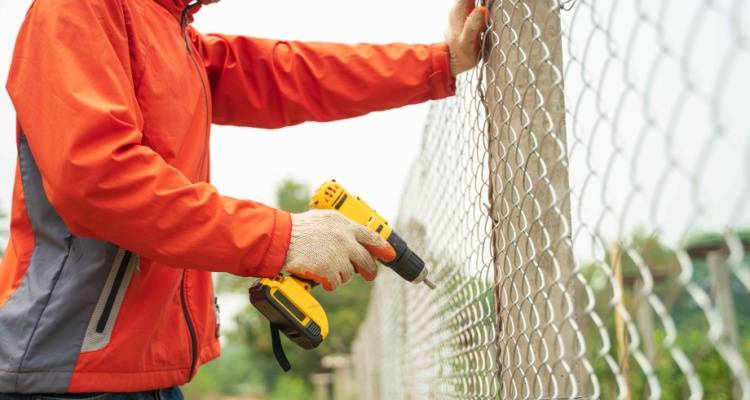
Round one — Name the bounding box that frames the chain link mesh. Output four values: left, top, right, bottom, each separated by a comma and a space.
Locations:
352, 0, 750, 398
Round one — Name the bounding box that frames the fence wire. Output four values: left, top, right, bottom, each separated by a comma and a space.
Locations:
352, 0, 750, 399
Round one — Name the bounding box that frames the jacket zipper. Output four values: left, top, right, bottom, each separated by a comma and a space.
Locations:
179, 2, 205, 381
180, 273, 199, 380
96, 251, 132, 333
181, 2, 211, 179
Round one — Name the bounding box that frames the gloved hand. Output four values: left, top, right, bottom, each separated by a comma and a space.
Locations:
446, 0, 490, 76
282, 209, 396, 291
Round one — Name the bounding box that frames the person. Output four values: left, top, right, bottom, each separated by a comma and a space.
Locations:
0, 0, 487, 398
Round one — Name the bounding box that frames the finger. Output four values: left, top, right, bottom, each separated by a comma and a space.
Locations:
450, 0, 475, 29
322, 272, 342, 292
465, 0, 477, 17
339, 261, 355, 284
460, 7, 488, 51
353, 259, 378, 281
292, 270, 333, 291
350, 244, 378, 281
363, 243, 397, 263
353, 225, 387, 248
352, 226, 396, 262
479, 6, 490, 25
461, 7, 488, 43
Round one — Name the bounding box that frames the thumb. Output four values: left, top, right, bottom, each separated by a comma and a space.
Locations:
460, 7, 488, 50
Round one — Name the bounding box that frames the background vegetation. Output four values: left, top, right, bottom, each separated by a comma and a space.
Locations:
583, 230, 750, 399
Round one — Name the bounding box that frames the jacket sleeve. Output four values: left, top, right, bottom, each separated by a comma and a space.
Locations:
189, 29, 456, 128
5, 0, 290, 277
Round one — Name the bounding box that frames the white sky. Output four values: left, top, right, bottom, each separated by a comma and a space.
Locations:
560, 0, 750, 251
0, 0, 455, 224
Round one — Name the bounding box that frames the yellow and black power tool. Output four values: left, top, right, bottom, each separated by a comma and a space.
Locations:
249, 180, 433, 371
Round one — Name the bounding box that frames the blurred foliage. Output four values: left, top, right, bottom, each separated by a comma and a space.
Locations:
182, 342, 266, 398
269, 375, 311, 400
583, 229, 750, 399
184, 178, 371, 399
685, 229, 750, 249
275, 179, 311, 213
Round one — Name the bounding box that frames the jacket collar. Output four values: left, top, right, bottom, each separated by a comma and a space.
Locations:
154, 0, 203, 23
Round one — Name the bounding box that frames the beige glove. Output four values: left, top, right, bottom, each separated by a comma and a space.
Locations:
281, 209, 395, 291
446, 0, 489, 76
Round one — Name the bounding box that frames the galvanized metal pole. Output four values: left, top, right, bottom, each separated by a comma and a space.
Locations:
311, 373, 332, 400
707, 250, 742, 398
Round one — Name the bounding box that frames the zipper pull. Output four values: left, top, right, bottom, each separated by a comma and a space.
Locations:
181, 1, 202, 53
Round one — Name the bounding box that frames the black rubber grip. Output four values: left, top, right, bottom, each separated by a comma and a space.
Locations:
384, 232, 425, 282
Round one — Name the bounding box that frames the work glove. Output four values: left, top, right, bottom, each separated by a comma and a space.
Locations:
281, 209, 396, 291
446, 0, 490, 76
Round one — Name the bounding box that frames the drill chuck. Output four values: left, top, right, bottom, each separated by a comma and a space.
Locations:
384, 232, 433, 288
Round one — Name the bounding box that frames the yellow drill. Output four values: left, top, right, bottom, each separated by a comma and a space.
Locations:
310, 180, 434, 289
249, 180, 433, 371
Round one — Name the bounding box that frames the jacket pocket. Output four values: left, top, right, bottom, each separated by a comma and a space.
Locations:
81, 248, 139, 353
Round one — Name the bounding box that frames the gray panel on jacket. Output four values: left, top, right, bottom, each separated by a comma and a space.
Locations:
0, 135, 116, 393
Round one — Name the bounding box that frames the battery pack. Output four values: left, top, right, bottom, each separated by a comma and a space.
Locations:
249, 277, 329, 350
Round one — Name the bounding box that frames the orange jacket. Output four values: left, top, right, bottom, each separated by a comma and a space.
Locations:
0, 0, 454, 393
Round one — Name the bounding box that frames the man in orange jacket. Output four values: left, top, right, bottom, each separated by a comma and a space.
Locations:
0, 0, 486, 398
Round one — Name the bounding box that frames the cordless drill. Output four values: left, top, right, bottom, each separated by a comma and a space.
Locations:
249, 180, 433, 371
309, 180, 434, 289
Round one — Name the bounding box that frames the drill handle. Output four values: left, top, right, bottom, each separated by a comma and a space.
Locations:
288, 275, 319, 291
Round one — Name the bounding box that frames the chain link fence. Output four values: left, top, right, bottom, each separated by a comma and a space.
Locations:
352, 0, 750, 399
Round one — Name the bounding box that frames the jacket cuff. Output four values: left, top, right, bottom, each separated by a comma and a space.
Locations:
428, 43, 456, 99
253, 210, 292, 278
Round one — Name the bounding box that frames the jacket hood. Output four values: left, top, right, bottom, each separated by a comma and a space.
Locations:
154, 0, 202, 22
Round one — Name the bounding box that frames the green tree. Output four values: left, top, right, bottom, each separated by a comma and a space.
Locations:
276, 179, 311, 213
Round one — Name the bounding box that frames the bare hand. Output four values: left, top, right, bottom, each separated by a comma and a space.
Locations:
445, 0, 489, 76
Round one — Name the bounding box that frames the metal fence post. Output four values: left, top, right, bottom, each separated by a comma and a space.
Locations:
484, 1, 588, 397
707, 250, 742, 398
311, 373, 332, 400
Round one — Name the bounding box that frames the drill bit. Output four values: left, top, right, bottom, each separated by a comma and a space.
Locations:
423, 278, 436, 290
